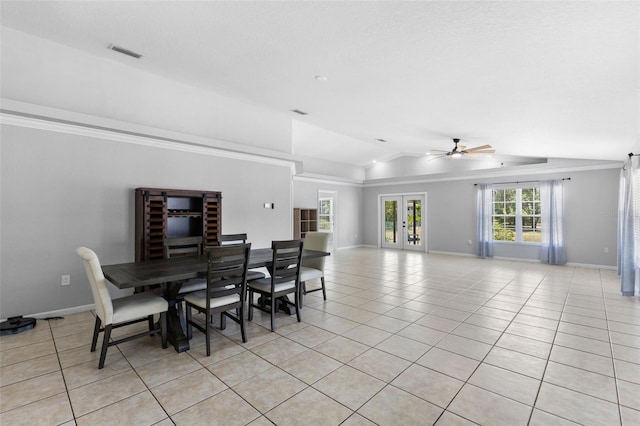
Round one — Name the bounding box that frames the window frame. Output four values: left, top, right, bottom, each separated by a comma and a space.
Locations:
491, 185, 541, 245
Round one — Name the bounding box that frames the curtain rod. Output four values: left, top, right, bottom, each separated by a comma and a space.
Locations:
474, 178, 571, 186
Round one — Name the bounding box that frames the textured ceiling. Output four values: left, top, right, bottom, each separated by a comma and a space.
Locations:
1, 1, 638, 167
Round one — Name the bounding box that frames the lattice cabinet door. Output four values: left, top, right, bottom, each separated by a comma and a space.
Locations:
203, 192, 222, 247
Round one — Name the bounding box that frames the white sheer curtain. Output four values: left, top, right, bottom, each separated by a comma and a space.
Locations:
540, 180, 566, 265
618, 157, 640, 296
476, 184, 494, 258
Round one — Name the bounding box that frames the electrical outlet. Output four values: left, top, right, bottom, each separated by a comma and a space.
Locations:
61, 275, 70, 286
468, 240, 472, 245
604, 247, 609, 254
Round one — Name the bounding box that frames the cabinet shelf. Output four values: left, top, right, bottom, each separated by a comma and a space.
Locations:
135, 188, 222, 261
293, 208, 318, 239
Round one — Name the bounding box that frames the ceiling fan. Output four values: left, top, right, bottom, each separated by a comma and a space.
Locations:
431, 138, 495, 159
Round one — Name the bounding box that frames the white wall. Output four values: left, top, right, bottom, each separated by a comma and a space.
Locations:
363, 167, 619, 266
293, 178, 363, 249
0, 123, 294, 319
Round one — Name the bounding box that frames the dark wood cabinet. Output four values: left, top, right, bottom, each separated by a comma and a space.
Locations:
135, 188, 222, 261
293, 208, 318, 239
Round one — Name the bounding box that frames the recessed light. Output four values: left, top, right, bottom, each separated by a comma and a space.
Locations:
314, 75, 328, 81
372, 160, 377, 163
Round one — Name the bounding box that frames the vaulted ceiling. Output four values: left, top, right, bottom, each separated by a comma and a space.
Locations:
1, 1, 638, 167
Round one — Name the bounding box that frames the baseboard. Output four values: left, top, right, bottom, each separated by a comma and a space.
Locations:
427, 250, 476, 258
1, 304, 96, 322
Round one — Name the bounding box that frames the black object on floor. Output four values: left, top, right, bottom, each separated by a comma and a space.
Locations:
0, 316, 36, 335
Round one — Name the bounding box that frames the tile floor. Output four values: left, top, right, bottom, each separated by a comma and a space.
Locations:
1, 248, 639, 425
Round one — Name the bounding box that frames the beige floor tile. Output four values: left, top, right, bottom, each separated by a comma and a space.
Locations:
561, 312, 608, 329
452, 322, 503, 345
250, 336, 308, 364
0, 371, 66, 413
496, 333, 552, 359
53, 331, 97, 353
358, 385, 443, 425
416, 347, 480, 381
618, 379, 640, 411
535, 382, 620, 425
0, 392, 73, 426
468, 363, 541, 406
50, 319, 95, 339
342, 324, 393, 346
615, 359, 640, 384
549, 345, 615, 377
62, 351, 131, 389
554, 332, 613, 357
187, 334, 246, 365
436, 334, 492, 361
341, 413, 377, 425
172, 388, 260, 425
278, 349, 342, 384
611, 330, 640, 349
415, 314, 461, 333
286, 325, 336, 348
621, 406, 640, 426
313, 315, 360, 334
397, 323, 448, 346
506, 322, 557, 343
392, 364, 464, 408
558, 321, 611, 342
313, 365, 385, 410
0, 340, 56, 367
266, 387, 352, 425
117, 335, 174, 368
0, 353, 59, 387
484, 346, 548, 380
464, 313, 511, 331
348, 348, 411, 382
314, 335, 370, 363
365, 314, 410, 333
68, 370, 147, 417
0, 325, 53, 352
612, 343, 640, 364
75, 390, 167, 426
151, 369, 227, 415
135, 351, 201, 388
448, 384, 532, 425
608, 320, 640, 336
528, 408, 581, 425
375, 334, 431, 361
207, 350, 272, 387
434, 410, 478, 425
513, 313, 559, 331
233, 366, 306, 412
384, 306, 426, 322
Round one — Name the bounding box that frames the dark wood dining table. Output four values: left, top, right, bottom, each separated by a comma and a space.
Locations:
102, 248, 329, 352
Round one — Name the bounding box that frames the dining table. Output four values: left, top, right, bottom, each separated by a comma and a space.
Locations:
102, 247, 329, 352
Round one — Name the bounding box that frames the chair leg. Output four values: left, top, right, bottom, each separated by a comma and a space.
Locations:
248, 290, 254, 321
98, 324, 112, 369
239, 306, 247, 343
270, 294, 276, 332
205, 309, 211, 357
321, 277, 327, 300
160, 312, 168, 349
147, 315, 155, 334
91, 316, 101, 352
185, 304, 193, 340
220, 312, 226, 330
294, 289, 301, 323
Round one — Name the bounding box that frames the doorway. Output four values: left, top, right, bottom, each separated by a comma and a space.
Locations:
380, 194, 426, 251
318, 190, 336, 252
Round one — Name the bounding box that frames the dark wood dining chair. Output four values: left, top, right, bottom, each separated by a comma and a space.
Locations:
184, 243, 251, 355
218, 233, 266, 282
77, 247, 168, 369
164, 236, 207, 329
248, 239, 304, 332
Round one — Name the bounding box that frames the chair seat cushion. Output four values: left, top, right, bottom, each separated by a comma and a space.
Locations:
184, 291, 241, 310
249, 278, 296, 294
299, 267, 323, 282
178, 278, 207, 294
111, 292, 168, 324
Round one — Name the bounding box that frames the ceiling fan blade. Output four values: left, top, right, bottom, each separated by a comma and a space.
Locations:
464, 144, 492, 152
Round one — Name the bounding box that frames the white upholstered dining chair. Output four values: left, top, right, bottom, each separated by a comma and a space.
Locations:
77, 247, 168, 369
299, 231, 330, 301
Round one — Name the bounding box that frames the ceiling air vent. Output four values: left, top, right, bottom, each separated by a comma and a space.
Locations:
290, 109, 308, 115
108, 44, 143, 59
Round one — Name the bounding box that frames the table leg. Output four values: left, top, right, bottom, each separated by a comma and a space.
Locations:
163, 284, 190, 352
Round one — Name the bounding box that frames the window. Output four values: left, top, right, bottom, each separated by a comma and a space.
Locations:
318, 198, 333, 233
492, 187, 541, 243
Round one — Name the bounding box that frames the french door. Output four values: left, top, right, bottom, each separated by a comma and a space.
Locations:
381, 194, 425, 251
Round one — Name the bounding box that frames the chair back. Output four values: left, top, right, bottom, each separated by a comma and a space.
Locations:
217, 233, 248, 245
76, 247, 114, 325
205, 243, 251, 301
165, 236, 203, 258
270, 239, 304, 287
302, 232, 330, 271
